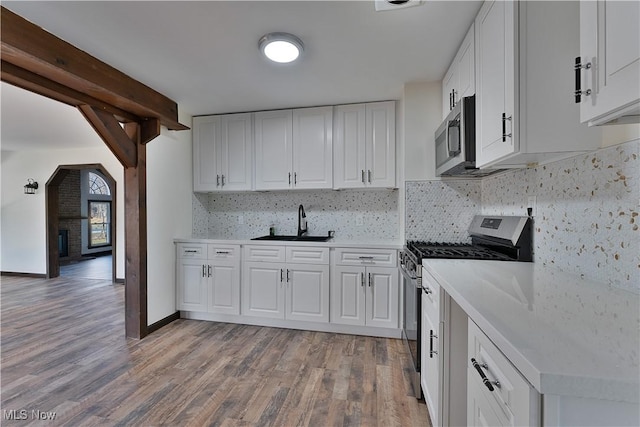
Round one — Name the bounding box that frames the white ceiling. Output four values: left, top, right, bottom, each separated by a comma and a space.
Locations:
0, 0, 482, 151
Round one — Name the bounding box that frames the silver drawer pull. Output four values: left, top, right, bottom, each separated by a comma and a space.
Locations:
184, 250, 198, 253
471, 358, 495, 392
358, 256, 374, 260
215, 251, 230, 254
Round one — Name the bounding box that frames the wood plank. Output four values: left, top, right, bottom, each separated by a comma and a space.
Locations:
0, 7, 188, 131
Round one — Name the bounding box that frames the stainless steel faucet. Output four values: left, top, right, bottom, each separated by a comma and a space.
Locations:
297, 204, 307, 236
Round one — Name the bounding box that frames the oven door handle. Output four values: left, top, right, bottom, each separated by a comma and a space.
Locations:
399, 265, 416, 282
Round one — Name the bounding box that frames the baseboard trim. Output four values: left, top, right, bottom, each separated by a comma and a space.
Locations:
147, 311, 180, 335
1, 271, 47, 279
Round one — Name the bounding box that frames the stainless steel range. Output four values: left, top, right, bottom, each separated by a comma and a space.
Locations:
400, 215, 533, 399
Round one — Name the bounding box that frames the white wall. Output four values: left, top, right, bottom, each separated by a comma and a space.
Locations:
146, 111, 193, 325
1, 146, 125, 277
1, 111, 193, 326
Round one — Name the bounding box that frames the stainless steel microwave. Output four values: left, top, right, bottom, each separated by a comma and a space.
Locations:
435, 95, 495, 177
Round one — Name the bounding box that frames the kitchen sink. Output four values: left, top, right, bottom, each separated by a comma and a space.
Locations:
251, 235, 333, 242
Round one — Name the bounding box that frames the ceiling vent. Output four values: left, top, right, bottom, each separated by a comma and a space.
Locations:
375, 0, 424, 12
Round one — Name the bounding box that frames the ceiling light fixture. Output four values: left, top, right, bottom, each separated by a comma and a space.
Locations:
259, 32, 304, 64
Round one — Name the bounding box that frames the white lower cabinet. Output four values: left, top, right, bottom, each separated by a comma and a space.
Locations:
330, 248, 398, 329
242, 245, 329, 322
176, 243, 240, 315
177, 258, 208, 312
467, 319, 540, 427
421, 269, 442, 426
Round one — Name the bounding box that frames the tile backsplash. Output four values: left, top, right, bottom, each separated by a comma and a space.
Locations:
481, 140, 639, 292
405, 180, 482, 242
193, 189, 399, 242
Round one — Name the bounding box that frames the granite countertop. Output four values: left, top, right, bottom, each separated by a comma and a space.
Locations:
174, 236, 403, 250
422, 259, 639, 403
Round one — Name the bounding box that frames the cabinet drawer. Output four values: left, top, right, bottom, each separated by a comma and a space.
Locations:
208, 244, 240, 260
243, 245, 286, 263
467, 319, 535, 425
177, 243, 207, 259
333, 248, 397, 267
286, 247, 329, 265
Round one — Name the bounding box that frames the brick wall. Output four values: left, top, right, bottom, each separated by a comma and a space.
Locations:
58, 170, 82, 260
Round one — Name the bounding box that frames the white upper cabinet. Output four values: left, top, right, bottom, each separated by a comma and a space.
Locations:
254, 110, 293, 190
193, 113, 252, 192
292, 107, 333, 189
442, 24, 476, 120
255, 107, 333, 190
475, 1, 601, 169
334, 101, 396, 189
578, 0, 640, 126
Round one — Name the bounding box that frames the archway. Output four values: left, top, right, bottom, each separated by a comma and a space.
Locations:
46, 164, 117, 284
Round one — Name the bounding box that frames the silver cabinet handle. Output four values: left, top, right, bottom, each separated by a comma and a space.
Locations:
294, 172, 297, 185
430, 330, 438, 357
215, 250, 230, 255
574, 56, 592, 103
423, 286, 432, 295
471, 358, 500, 391
360, 272, 365, 287
216, 175, 220, 186
286, 269, 291, 283
361, 170, 365, 183
358, 256, 374, 260
221, 174, 225, 186
367, 170, 372, 183
280, 268, 284, 282
184, 250, 198, 253
501, 113, 512, 143
208, 265, 212, 277
288, 172, 292, 185
202, 265, 206, 277
368, 273, 372, 287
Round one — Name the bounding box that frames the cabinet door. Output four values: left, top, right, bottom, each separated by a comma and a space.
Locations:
365, 101, 396, 188
177, 259, 207, 311
457, 23, 476, 101
333, 104, 366, 189
475, 0, 516, 168
242, 261, 285, 318
192, 115, 220, 192
442, 65, 457, 120
285, 264, 329, 322
331, 266, 366, 326
365, 267, 399, 328
579, 0, 640, 125
208, 260, 240, 315
219, 113, 252, 191
254, 110, 293, 190
292, 107, 333, 189
421, 295, 440, 426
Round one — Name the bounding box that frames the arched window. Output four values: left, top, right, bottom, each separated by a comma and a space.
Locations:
87, 171, 111, 248
88, 172, 110, 195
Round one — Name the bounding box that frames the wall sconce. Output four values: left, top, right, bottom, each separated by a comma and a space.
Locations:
24, 179, 39, 195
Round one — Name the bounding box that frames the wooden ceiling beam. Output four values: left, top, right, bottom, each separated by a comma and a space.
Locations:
1, 6, 189, 131
1, 60, 141, 124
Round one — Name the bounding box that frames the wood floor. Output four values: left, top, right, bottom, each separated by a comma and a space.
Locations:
0, 274, 430, 426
